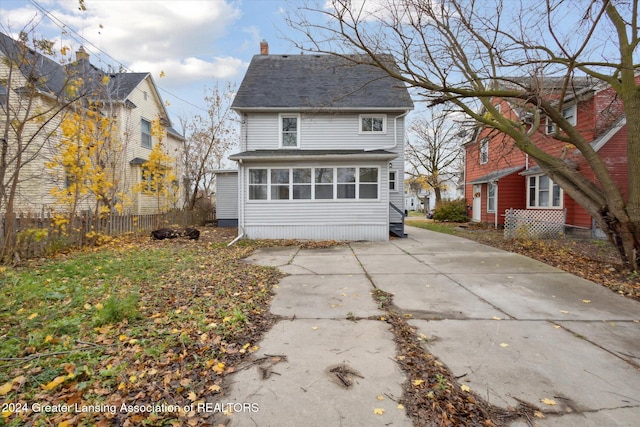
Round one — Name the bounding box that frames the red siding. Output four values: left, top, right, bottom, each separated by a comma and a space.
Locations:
464, 85, 629, 230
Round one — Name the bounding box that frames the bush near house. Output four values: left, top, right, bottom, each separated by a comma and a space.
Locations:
432, 199, 469, 223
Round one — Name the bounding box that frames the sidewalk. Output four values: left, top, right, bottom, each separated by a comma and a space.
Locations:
220, 226, 640, 426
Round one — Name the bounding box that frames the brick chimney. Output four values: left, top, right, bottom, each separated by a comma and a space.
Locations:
260, 39, 269, 55
76, 46, 89, 61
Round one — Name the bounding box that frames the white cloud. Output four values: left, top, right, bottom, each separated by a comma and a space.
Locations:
2, 1, 244, 84
130, 56, 247, 87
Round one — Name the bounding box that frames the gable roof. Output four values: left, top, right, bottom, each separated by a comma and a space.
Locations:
0, 32, 69, 96
0, 32, 179, 133
232, 54, 414, 111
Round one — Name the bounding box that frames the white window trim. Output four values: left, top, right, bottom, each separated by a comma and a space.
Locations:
141, 118, 152, 149
527, 174, 563, 209
487, 182, 496, 213
247, 166, 380, 201
479, 138, 489, 164
359, 114, 387, 134
279, 113, 301, 148
562, 104, 577, 126
545, 104, 577, 135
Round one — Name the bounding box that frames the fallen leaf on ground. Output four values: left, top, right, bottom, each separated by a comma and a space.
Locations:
541, 398, 557, 405
0, 382, 12, 395
373, 408, 385, 415
460, 384, 471, 392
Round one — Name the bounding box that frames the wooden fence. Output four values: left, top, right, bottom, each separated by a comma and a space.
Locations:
1, 210, 215, 261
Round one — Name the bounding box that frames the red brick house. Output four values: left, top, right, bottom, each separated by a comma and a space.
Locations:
463, 77, 628, 235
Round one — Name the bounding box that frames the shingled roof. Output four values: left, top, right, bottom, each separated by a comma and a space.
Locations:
231, 54, 414, 111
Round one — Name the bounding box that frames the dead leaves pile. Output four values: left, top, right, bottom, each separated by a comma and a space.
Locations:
372, 289, 519, 427
0, 230, 284, 426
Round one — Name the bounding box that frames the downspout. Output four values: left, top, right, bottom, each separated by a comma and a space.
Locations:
229, 160, 244, 246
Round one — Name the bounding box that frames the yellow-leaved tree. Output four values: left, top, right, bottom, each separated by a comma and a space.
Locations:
46, 97, 129, 231
133, 118, 178, 213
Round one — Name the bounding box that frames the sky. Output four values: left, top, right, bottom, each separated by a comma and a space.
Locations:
0, 0, 307, 127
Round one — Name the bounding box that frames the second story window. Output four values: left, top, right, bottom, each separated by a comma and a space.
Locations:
479, 138, 489, 164
141, 119, 152, 148
280, 114, 299, 148
546, 104, 577, 135
360, 115, 386, 133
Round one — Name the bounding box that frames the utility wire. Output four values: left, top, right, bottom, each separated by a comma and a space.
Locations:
26, 0, 208, 114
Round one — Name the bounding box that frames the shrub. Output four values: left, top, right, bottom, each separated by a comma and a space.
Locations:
433, 199, 469, 223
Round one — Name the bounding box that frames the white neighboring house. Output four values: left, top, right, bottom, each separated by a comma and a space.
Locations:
0, 32, 185, 215
225, 42, 413, 241
404, 177, 460, 213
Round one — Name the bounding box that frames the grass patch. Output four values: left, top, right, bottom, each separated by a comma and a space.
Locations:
0, 235, 284, 426
406, 220, 460, 235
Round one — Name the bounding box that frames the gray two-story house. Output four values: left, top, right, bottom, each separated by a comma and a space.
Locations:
226, 42, 413, 241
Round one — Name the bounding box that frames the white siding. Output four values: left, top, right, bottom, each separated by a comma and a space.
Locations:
239, 160, 390, 241
244, 112, 405, 151
215, 172, 238, 219
245, 224, 388, 241
235, 109, 408, 241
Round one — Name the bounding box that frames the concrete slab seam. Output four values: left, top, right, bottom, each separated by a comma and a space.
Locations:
389, 240, 516, 320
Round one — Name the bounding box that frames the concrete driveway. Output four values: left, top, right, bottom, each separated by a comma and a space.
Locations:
220, 226, 640, 426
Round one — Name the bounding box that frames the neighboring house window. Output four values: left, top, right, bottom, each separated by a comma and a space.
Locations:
479, 138, 489, 164
141, 167, 164, 192
487, 182, 496, 212
249, 169, 268, 200
280, 114, 300, 147
360, 115, 386, 133
546, 104, 577, 134
337, 167, 356, 199
359, 168, 379, 199
545, 116, 554, 135
141, 119, 152, 148
389, 170, 397, 191
528, 175, 562, 208
562, 105, 577, 126
248, 167, 379, 201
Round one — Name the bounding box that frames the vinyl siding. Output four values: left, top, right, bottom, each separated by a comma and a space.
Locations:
241, 112, 405, 152
239, 159, 391, 241
215, 172, 238, 219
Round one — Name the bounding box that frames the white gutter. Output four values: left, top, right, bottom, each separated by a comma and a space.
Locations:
365, 110, 410, 152
229, 158, 244, 246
